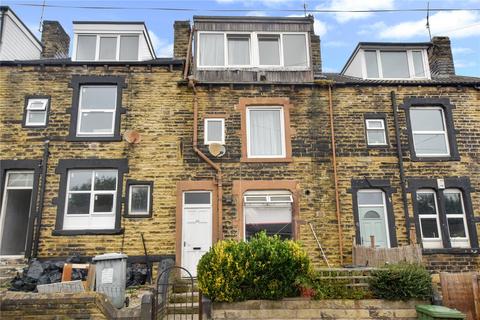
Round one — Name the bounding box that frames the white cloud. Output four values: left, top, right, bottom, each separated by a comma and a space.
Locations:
27, 23, 41, 39
148, 31, 173, 57
455, 60, 477, 68
378, 11, 480, 39
317, 0, 394, 23
358, 21, 387, 36
314, 19, 328, 37
323, 66, 338, 72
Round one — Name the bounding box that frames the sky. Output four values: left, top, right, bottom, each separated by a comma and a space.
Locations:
3, 0, 480, 76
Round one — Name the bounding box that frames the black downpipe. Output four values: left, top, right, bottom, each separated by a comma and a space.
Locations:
391, 91, 411, 244
32, 140, 50, 258
141, 233, 152, 284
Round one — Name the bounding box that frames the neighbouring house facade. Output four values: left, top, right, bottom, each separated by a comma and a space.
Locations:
0, 8, 478, 276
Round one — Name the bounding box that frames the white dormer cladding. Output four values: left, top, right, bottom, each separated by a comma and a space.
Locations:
72, 22, 156, 62
342, 43, 431, 80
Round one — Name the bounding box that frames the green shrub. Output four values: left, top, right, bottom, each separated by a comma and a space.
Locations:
197, 232, 311, 302
369, 263, 433, 301
313, 278, 369, 300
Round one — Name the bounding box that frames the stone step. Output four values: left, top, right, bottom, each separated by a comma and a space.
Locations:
0, 258, 27, 266
171, 283, 199, 294
0, 265, 25, 277
164, 314, 199, 320
0, 276, 13, 287
166, 302, 199, 314
169, 291, 200, 303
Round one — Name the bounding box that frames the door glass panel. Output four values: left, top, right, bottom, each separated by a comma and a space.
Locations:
94, 171, 117, 190
67, 193, 90, 214
364, 210, 381, 219
416, 193, 436, 214
0, 189, 32, 255
7, 172, 34, 188
447, 218, 466, 238
420, 218, 439, 238
357, 191, 383, 205
93, 194, 114, 212
184, 192, 210, 205
444, 192, 462, 214
68, 171, 92, 191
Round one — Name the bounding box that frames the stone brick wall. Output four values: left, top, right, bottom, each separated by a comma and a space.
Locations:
428, 37, 455, 77
0, 61, 478, 272
41, 21, 70, 58
211, 299, 427, 319
0, 292, 108, 319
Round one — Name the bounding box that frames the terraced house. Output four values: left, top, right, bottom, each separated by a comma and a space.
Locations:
0, 7, 479, 278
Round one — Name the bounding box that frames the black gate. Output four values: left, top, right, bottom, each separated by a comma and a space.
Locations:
153, 266, 197, 320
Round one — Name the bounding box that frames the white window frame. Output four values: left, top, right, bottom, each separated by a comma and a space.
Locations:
25, 98, 48, 126
410, 106, 450, 157
196, 31, 310, 70
76, 85, 117, 137
444, 189, 470, 248
357, 189, 391, 248
416, 189, 443, 249
243, 190, 293, 240
365, 119, 387, 146
246, 106, 286, 159
204, 118, 225, 145
64, 169, 117, 216
128, 184, 151, 216
73, 33, 141, 62
360, 48, 430, 80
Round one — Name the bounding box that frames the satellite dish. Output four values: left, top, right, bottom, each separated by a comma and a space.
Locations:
208, 143, 226, 157
124, 130, 141, 144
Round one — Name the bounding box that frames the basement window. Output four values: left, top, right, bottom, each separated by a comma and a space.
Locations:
243, 190, 293, 240
23, 97, 49, 127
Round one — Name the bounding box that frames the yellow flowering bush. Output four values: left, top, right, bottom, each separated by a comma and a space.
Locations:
197, 232, 311, 302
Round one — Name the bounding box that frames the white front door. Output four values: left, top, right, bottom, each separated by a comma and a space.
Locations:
357, 189, 390, 248
182, 191, 212, 277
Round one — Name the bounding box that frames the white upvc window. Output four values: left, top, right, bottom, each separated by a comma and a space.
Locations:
410, 107, 450, 157
128, 184, 151, 216
75, 34, 140, 61
63, 169, 117, 230
365, 119, 387, 146
246, 106, 286, 158
204, 118, 225, 145
77, 85, 117, 137
197, 31, 309, 70
416, 189, 443, 249
25, 98, 48, 127
243, 190, 293, 240
362, 48, 430, 80
444, 189, 470, 248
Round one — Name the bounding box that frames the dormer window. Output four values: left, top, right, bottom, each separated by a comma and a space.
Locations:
75, 34, 139, 61
362, 49, 429, 79
72, 22, 156, 62
197, 32, 309, 69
